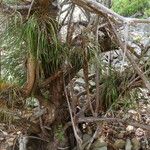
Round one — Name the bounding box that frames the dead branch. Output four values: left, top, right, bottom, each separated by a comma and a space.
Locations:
82, 37, 95, 116
72, 0, 150, 25
86, 125, 101, 150
0, 2, 31, 13
23, 55, 37, 96
40, 71, 63, 87
94, 16, 100, 116
64, 78, 83, 149
78, 117, 150, 131
108, 20, 150, 92
72, 0, 150, 93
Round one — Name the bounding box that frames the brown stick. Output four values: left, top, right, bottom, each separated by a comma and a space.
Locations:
86, 125, 101, 150
63, 78, 83, 149
65, 117, 150, 132
23, 55, 37, 96
72, 0, 150, 24
78, 117, 150, 131
108, 20, 150, 92
83, 47, 95, 116
94, 16, 100, 116
40, 71, 63, 87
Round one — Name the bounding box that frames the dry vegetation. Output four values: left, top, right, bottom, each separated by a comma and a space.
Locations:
0, 0, 150, 149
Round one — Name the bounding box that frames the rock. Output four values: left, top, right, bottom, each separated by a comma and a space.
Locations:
77, 69, 84, 78
83, 134, 91, 142
143, 24, 150, 35
92, 138, 107, 148
72, 147, 77, 150
112, 130, 117, 135
126, 125, 134, 132
140, 38, 150, 47
74, 85, 85, 93
88, 74, 95, 80
79, 86, 85, 92
135, 128, 145, 137
75, 78, 85, 86
114, 139, 126, 149
128, 109, 138, 114
93, 146, 107, 150
125, 139, 132, 150
118, 131, 125, 139
145, 117, 150, 124
26, 97, 39, 107
73, 85, 80, 92
131, 138, 140, 150
89, 80, 96, 87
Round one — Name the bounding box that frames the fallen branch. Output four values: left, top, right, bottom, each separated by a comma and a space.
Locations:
72, 0, 150, 92
72, 0, 150, 25
64, 117, 150, 133
0, 2, 31, 13
78, 117, 150, 131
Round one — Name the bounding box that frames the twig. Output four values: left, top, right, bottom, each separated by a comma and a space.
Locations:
58, 5, 72, 31
65, 116, 150, 132
72, 0, 150, 25
86, 125, 101, 150
94, 15, 100, 116
40, 71, 63, 87
58, 146, 70, 150
0, 3, 31, 13
26, 0, 35, 19
66, 4, 75, 44
108, 19, 150, 93
82, 34, 95, 116
63, 77, 83, 149
78, 117, 150, 131
27, 135, 49, 142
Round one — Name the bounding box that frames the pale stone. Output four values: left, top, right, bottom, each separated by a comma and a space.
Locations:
126, 125, 134, 132
131, 138, 141, 150
114, 139, 126, 149
125, 139, 132, 150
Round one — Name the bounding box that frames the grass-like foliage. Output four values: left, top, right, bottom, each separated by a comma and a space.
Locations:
112, 0, 150, 17
0, 12, 69, 83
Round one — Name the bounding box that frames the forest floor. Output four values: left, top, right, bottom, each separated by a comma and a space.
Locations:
0, 74, 150, 150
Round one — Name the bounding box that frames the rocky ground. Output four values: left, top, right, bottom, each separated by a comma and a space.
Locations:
0, 71, 150, 150
0, 23, 150, 150
70, 70, 150, 150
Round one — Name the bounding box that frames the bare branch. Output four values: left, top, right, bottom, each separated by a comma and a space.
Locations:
78, 117, 150, 131
72, 0, 150, 92
0, 3, 31, 13
108, 20, 150, 92
63, 78, 83, 148
72, 0, 150, 25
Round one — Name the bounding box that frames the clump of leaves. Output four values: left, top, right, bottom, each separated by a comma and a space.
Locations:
0, 11, 69, 82
101, 69, 120, 109
0, 108, 15, 124
112, 0, 150, 17
54, 125, 65, 142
